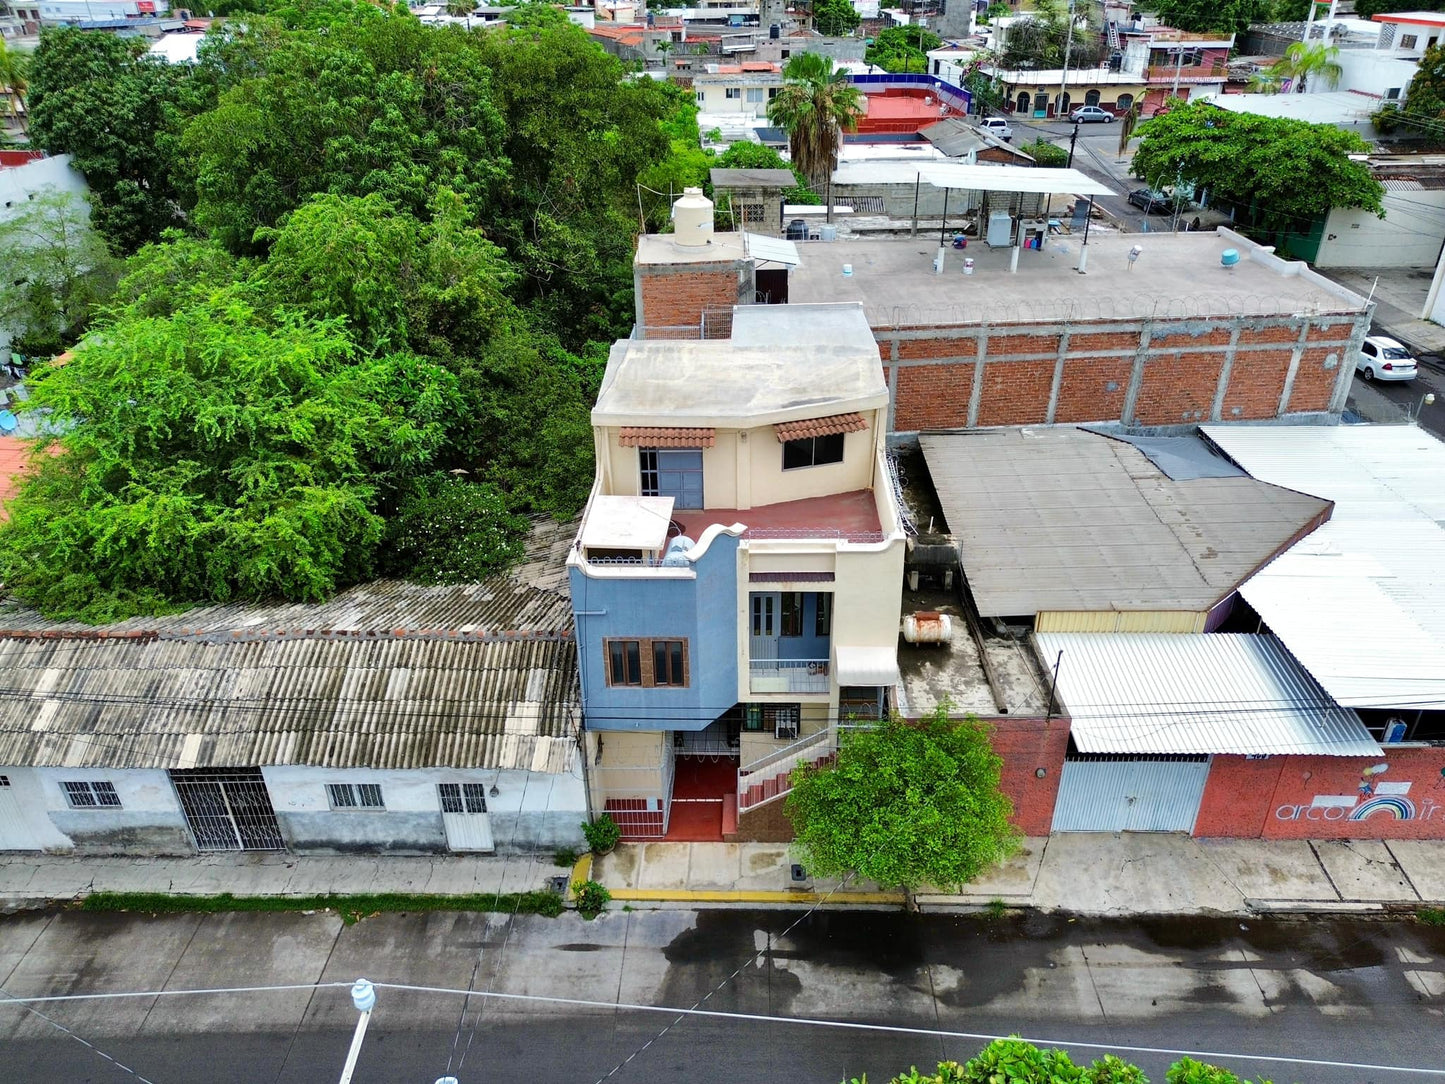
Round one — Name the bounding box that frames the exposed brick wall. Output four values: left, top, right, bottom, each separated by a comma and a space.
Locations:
1286, 346, 1344, 413
1197, 749, 1445, 840
988, 716, 1069, 837
1069, 331, 1142, 354
894, 361, 974, 430
1053, 354, 1132, 423
988, 333, 1060, 358
1132, 351, 1224, 426
977, 359, 1054, 427
897, 335, 977, 360
1222, 350, 1290, 420
637, 266, 741, 331
734, 794, 794, 842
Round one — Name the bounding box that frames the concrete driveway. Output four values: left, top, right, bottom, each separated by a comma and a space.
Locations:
3, 908, 1444, 1083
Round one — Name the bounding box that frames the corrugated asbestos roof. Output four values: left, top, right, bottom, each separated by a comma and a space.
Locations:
0, 519, 580, 770
920, 428, 1333, 618
1202, 424, 1445, 709
1035, 632, 1381, 756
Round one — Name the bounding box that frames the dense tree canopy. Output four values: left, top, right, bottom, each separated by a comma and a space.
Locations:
785, 706, 1019, 896
1137, 0, 1311, 36
812, 0, 861, 37
1374, 42, 1445, 139
4, 0, 700, 619
998, 0, 1106, 71
1132, 101, 1383, 230
864, 26, 943, 74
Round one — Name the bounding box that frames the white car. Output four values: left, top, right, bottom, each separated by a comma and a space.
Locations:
1357, 335, 1418, 381
978, 117, 1012, 141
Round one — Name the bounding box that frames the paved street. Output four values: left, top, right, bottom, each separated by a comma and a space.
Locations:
1002, 116, 1155, 231
3, 908, 1444, 1084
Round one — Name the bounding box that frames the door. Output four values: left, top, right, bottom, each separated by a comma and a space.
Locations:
1051, 756, 1209, 832
171, 768, 284, 852
0, 774, 41, 851
1033, 92, 1049, 118
650, 449, 704, 509
750, 593, 778, 660
439, 783, 495, 852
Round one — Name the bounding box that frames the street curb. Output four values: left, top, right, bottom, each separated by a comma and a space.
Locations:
567, 853, 594, 904
605, 887, 904, 905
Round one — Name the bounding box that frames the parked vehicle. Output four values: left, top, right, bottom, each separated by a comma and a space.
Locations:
1126, 186, 1185, 213
1069, 105, 1115, 123
1357, 335, 1418, 381
979, 117, 1013, 141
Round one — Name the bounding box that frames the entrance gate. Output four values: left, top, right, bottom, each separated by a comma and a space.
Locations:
170, 768, 285, 851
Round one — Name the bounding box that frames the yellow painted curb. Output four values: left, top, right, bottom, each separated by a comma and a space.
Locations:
606, 888, 903, 905
567, 853, 594, 902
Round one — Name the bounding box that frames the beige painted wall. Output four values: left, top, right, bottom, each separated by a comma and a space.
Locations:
738, 702, 833, 766
833, 542, 907, 650
590, 729, 668, 801
1035, 610, 1206, 633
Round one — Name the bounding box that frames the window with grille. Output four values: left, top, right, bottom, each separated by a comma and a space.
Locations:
1401, 34, 1418, 49
62, 781, 121, 809
743, 703, 801, 736
439, 783, 488, 814
741, 203, 765, 223
327, 783, 385, 810
639, 449, 660, 495
607, 638, 689, 687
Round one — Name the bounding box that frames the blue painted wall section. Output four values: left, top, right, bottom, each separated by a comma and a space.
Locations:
570, 533, 741, 733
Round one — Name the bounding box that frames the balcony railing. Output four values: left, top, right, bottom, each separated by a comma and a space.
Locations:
749, 658, 830, 694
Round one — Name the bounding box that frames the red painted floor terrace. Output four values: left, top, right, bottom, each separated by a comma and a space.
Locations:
673, 490, 882, 543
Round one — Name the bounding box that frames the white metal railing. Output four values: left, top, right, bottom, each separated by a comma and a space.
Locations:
737, 728, 836, 813
748, 658, 830, 694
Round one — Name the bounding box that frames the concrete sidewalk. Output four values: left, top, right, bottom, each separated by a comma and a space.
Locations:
2, 834, 1442, 916
591, 834, 1445, 915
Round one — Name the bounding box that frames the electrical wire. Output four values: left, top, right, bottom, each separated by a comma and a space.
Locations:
0, 982, 162, 1084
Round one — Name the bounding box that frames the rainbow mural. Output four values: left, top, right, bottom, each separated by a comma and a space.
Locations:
1349, 796, 1416, 821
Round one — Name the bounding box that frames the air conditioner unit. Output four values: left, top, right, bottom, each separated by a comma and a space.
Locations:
775, 720, 799, 740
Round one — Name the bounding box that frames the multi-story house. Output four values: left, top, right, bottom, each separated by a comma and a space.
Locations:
568, 198, 906, 841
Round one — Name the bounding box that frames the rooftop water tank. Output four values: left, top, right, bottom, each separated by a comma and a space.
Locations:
660, 536, 696, 566
1220, 248, 1240, 268
770, 22, 780, 38
672, 188, 714, 247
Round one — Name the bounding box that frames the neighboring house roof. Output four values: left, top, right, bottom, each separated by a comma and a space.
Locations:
1202, 423, 1445, 710
709, 168, 798, 188
918, 118, 1034, 161
1206, 92, 1380, 127
1034, 632, 1381, 756
0, 519, 580, 771
920, 427, 1333, 618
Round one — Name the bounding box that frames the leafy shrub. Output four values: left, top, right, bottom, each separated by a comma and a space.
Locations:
1089, 1055, 1149, 1084
572, 879, 612, 919
381, 474, 528, 584
581, 813, 621, 854
1020, 138, 1069, 167
1417, 906, 1445, 926
1166, 1058, 1269, 1084
962, 1038, 1083, 1083
553, 846, 581, 868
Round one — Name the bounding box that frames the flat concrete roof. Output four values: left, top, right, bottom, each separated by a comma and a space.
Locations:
920, 427, 1334, 618
786, 229, 1369, 327
635, 231, 749, 267
595, 304, 888, 427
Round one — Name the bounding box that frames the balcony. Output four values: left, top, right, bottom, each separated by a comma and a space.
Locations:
672, 490, 886, 546
749, 658, 831, 695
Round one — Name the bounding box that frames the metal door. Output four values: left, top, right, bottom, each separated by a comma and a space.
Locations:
656, 449, 704, 509
1051, 756, 1209, 832
170, 768, 285, 852
0, 774, 41, 851
750, 593, 779, 661
439, 783, 495, 852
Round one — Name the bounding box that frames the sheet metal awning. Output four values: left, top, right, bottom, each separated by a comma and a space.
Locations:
579, 495, 675, 552
617, 426, 716, 448
773, 412, 867, 443
835, 645, 902, 688
1035, 632, 1382, 757
744, 232, 801, 266
920, 163, 1113, 196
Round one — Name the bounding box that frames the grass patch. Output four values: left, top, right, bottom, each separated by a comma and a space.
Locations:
1418, 906, 1445, 926
553, 846, 581, 868
80, 890, 565, 924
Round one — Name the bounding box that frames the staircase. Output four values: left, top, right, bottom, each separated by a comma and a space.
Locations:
737, 728, 837, 813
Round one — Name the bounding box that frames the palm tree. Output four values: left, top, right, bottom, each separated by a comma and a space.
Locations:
766, 53, 864, 197
1116, 98, 1141, 158
1269, 42, 1343, 94
445, 0, 474, 29
0, 38, 30, 138
654, 38, 674, 67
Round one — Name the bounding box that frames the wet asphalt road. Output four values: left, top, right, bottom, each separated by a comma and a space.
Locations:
3, 908, 1445, 1083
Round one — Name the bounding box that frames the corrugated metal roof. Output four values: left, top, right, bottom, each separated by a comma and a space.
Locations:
709, 168, 797, 188
1035, 632, 1381, 756
1202, 424, 1445, 709
0, 636, 579, 771
920, 163, 1114, 196
920, 428, 1333, 618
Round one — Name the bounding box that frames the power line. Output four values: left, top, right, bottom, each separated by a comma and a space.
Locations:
0, 982, 162, 1084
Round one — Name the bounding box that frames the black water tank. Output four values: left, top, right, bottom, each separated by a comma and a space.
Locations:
770, 23, 781, 38
785, 218, 808, 240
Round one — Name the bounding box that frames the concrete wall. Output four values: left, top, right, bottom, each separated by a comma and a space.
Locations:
0, 767, 79, 852
264, 766, 586, 855
571, 532, 742, 733
1319, 50, 1418, 100
1196, 748, 1445, 840
35, 768, 194, 855
1314, 190, 1445, 269
590, 729, 669, 804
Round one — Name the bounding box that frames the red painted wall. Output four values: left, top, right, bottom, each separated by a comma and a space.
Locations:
1197, 749, 1445, 840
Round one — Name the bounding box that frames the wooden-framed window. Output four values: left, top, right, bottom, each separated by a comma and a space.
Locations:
605, 638, 690, 688
782, 432, 845, 470
62, 780, 121, 809
327, 783, 384, 810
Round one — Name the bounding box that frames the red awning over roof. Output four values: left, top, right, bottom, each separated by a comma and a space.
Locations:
618, 426, 717, 448
773, 413, 867, 443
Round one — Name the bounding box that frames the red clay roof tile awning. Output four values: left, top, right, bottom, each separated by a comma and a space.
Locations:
773, 413, 868, 443
618, 426, 717, 448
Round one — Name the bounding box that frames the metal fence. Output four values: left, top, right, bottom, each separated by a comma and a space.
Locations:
170, 768, 285, 852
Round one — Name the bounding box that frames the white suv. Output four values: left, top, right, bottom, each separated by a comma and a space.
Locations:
978, 117, 1013, 142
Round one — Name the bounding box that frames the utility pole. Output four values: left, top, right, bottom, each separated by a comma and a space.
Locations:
1170, 42, 1185, 97
1057, 0, 1075, 119
1066, 120, 1079, 168
338, 980, 376, 1084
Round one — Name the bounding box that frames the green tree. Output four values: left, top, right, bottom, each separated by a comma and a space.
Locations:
711, 141, 820, 204
0, 37, 31, 136
381, 474, 527, 584
1019, 138, 1067, 165
445, 0, 474, 27
1375, 41, 1445, 137
1116, 97, 1142, 157
0, 298, 458, 621
1346, 0, 1439, 18
785, 705, 1019, 904
1268, 41, 1342, 93
0, 189, 121, 356
813, 0, 862, 37
26, 28, 190, 252
766, 52, 864, 192
999, 0, 1105, 70
1132, 101, 1383, 233
865, 25, 943, 73
980, 0, 1012, 22
1135, 0, 1276, 36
